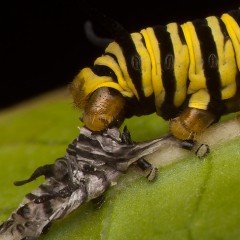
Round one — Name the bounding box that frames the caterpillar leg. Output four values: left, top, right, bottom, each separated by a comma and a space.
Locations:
181, 139, 210, 159
169, 107, 216, 140
136, 158, 158, 181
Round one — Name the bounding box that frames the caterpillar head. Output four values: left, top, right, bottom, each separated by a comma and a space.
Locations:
81, 87, 126, 131
71, 69, 126, 131
70, 13, 140, 132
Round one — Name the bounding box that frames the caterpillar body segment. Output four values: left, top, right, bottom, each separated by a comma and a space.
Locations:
71, 9, 240, 140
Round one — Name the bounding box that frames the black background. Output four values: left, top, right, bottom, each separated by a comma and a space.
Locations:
1, 0, 240, 109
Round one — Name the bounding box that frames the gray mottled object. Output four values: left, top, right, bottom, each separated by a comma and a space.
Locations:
0, 126, 189, 240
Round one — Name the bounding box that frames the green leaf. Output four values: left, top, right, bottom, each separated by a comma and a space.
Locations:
0, 87, 240, 240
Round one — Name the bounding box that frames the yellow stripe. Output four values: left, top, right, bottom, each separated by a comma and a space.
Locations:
142, 27, 165, 113
94, 55, 131, 92
75, 67, 133, 107
106, 41, 139, 99
181, 21, 208, 110
188, 89, 210, 110
167, 23, 189, 107
221, 13, 240, 71
95, 82, 133, 97
131, 32, 153, 97
207, 16, 237, 100
181, 22, 207, 90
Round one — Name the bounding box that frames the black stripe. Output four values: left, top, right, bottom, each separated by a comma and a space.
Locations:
177, 24, 187, 45
140, 32, 147, 47
218, 17, 231, 44
66, 145, 76, 156
120, 32, 156, 113
75, 145, 112, 160
192, 18, 223, 117
68, 137, 106, 160
66, 140, 78, 155
228, 9, 240, 26
75, 144, 132, 163
105, 52, 118, 63
153, 25, 178, 119
77, 134, 102, 148
104, 52, 123, 82
124, 94, 156, 118
178, 24, 191, 91
115, 34, 144, 99
91, 64, 118, 82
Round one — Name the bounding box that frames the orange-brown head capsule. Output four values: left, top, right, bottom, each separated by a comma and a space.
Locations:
81, 87, 126, 131
169, 107, 216, 140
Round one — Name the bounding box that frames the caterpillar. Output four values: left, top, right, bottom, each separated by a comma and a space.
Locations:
0, 125, 196, 240
71, 8, 240, 140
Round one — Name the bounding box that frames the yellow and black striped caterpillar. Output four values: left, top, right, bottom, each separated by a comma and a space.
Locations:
71, 8, 240, 140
